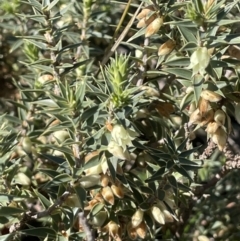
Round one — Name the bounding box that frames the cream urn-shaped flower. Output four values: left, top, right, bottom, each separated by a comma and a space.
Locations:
187, 47, 210, 76
111, 124, 138, 151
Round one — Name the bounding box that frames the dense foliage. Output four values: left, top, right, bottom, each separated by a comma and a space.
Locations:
0, 0, 240, 240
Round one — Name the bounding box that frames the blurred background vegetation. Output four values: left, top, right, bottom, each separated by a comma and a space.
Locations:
0, 0, 240, 240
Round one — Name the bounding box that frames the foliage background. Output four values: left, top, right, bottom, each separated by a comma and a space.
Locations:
0, 0, 240, 240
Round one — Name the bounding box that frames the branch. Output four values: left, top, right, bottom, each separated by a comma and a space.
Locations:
176, 142, 240, 237
195, 143, 240, 197
29, 191, 71, 219
136, 37, 149, 86
78, 211, 95, 241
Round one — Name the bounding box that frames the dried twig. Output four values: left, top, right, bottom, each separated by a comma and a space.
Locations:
96, 1, 144, 76
78, 211, 95, 241
136, 37, 149, 86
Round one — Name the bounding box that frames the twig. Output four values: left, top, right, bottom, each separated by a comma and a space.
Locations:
195, 143, 240, 197
29, 191, 71, 219
95, 1, 144, 76
73, 132, 83, 168
199, 139, 217, 160
78, 211, 95, 241
176, 142, 240, 237
136, 37, 149, 86
8, 191, 71, 235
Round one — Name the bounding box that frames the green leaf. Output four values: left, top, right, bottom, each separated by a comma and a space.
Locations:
193, 74, 204, 103
21, 227, 56, 238
139, 186, 154, 195
127, 27, 146, 43
75, 80, 86, 106
25, 0, 42, 12
0, 233, 15, 241
131, 187, 144, 204
177, 25, 197, 43
179, 146, 201, 157
0, 194, 26, 204
180, 91, 194, 111
163, 68, 192, 79
0, 206, 24, 216
164, 57, 190, 67
46, 0, 59, 10
157, 189, 165, 201
33, 189, 51, 209
40, 154, 66, 165
44, 174, 72, 187
39, 169, 61, 178
83, 154, 99, 171
174, 165, 193, 182
145, 166, 166, 183
168, 175, 178, 196
78, 175, 100, 189
107, 158, 117, 183
24, 39, 47, 50
10, 39, 24, 53
81, 105, 99, 121
180, 42, 198, 51
165, 134, 176, 153
88, 202, 104, 218
73, 185, 86, 210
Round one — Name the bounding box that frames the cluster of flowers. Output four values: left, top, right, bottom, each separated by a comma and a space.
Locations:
189, 90, 231, 151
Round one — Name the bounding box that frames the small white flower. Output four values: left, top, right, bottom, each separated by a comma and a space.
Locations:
187, 47, 210, 76
107, 140, 131, 160
111, 124, 137, 151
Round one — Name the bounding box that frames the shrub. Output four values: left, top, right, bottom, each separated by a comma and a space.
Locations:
0, 0, 240, 240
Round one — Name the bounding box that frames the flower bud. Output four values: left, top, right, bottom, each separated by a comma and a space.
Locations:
135, 221, 147, 239
214, 109, 226, 126
151, 205, 165, 224
200, 90, 222, 102
85, 198, 99, 210
111, 184, 124, 199
101, 156, 109, 174
157, 201, 174, 223
188, 102, 197, 115
136, 6, 155, 20
108, 221, 119, 238
186, 86, 194, 94
38, 74, 54, 84
22, 137, 32, 154
100, 174, 109, 187
189, 108, 202, 125
200, 109, 214, 126
105, 121, 113, 132
206, 121, 219, 135
198, 98, 209, 115
228, 45, 240, 60
52, 130, 69, 143
140, 86, 160, 97
101, 186, 115, 205
131, 209, 144, 228
158, 39, 176, 56
137, 13, 156, 28
212, 127, 227, 151
127, 222, 138, 240
145, 16, 163, 37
